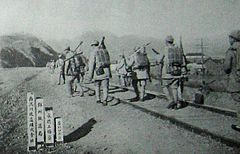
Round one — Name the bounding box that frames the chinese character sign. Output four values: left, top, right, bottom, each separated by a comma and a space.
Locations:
55, 117, 64, 143
27, 92, 36, 151
36, 98, 44, 144
44, 107, 54, 146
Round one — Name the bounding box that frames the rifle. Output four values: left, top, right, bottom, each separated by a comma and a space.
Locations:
151, 48, 160, 55
99, 36, 106, 49
152, 48, 165, 64
135, 42, 151, 53
179, 36, 189, 73
64, 41, 84, 62
74, 41, 83, 52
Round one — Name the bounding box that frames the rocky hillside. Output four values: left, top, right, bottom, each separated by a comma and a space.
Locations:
0, 34, 58, 68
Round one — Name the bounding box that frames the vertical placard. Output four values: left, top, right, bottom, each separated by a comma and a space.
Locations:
27, 92, 36, 151
36, 98, 44, 146
55, 117, 64, 143
45, 107, 54, 147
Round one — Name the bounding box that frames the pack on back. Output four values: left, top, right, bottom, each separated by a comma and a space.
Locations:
75, 55, 86, 67
96, 48, 110, 68
135, 52, 149, 68
168, 46, 183, 76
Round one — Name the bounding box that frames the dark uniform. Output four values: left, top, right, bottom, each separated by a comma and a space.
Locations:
224, 30, 240, 131
67, 52, 85, 97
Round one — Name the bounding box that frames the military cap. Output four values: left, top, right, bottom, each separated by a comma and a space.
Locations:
64, 46, 71, 51
229, 30, 240, 41
91, 40, 99, 46
165, 35, 174, 43
58, 54, 63, 58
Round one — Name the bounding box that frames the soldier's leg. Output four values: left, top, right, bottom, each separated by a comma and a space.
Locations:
102, 79, 109, 106
132, 79, 140, 99
58, 73, 61, 85
171, 80, 179, 103
120, 75, 125, 87
177, 79, 183, 101
94, 80, 101, 102
76, 74, 84, 96
123, 76, 127, 87
139, 80, 146, 101
163, 80, 175, 102
118, 75, 121, 85
67, 76, 75, 96
62, 72, 66, 84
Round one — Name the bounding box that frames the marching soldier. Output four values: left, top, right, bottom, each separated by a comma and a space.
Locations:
64, 46, 75, 76
55, 54, 65, 85
116, 54, 128, 87
162, 35, 187, 109
224, 30, 240, 132
50, 60, 55, 74
79, 53, 89, 83
88, 37, 111, 106
66, 47, 85, 97
127, 46, 151, 102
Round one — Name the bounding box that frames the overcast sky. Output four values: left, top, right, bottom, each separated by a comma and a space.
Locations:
0, 0, 239, 40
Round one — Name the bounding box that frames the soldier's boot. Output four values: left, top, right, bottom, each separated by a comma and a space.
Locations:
96, 100, 101, 104
130, 96, 140, 102
167, 101, 177, 109
102, 100, 108, 106
68, 80, 74, 97
232, 124, 240, 132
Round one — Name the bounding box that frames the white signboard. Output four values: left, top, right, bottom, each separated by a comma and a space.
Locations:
36, 98, 44, 145
55, 117, 64, 143
27, 92, 36, 151
45, 107, 54, 146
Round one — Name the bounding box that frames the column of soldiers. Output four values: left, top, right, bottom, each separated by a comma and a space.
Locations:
53, 30, 240, 132
55, 35, 186, 108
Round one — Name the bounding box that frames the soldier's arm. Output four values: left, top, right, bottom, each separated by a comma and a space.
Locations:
224, 50, 233, 74
88, 51, 96, 80
146, 57, 152, 82
126, 54, 135, 68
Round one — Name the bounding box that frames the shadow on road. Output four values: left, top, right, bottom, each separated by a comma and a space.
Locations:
144, 94, 156, 101
109, 88, 128, 94
64, 118, 97, 143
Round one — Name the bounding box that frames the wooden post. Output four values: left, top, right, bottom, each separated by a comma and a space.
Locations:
44, 107, 54, 147
27, 92, 36, 151
55, 117, 64, 144
36, 98, 44, 149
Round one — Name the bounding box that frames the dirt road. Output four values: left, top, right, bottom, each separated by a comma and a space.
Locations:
1, 69, 239, 153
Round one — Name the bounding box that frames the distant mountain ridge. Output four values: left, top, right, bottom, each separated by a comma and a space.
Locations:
47, 31, 228, 62
0, 33, 58, 68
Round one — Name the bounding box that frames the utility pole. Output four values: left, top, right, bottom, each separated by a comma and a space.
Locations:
195, 38, 208, 77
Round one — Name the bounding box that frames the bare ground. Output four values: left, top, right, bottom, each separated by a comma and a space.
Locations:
0, 68, 239, 153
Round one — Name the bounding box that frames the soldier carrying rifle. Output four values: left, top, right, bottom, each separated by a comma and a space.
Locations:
224, 30, 240, 132
126, 43, 151, 102
161, 35, 187, 109
88, 37, 112, 106
64, 42, 86, 97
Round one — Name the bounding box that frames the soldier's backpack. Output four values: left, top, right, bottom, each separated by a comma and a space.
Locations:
135, 52, 149, 69
96, 48, 110, 67
168, 46, 184, 76
95, 48, 110, 75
